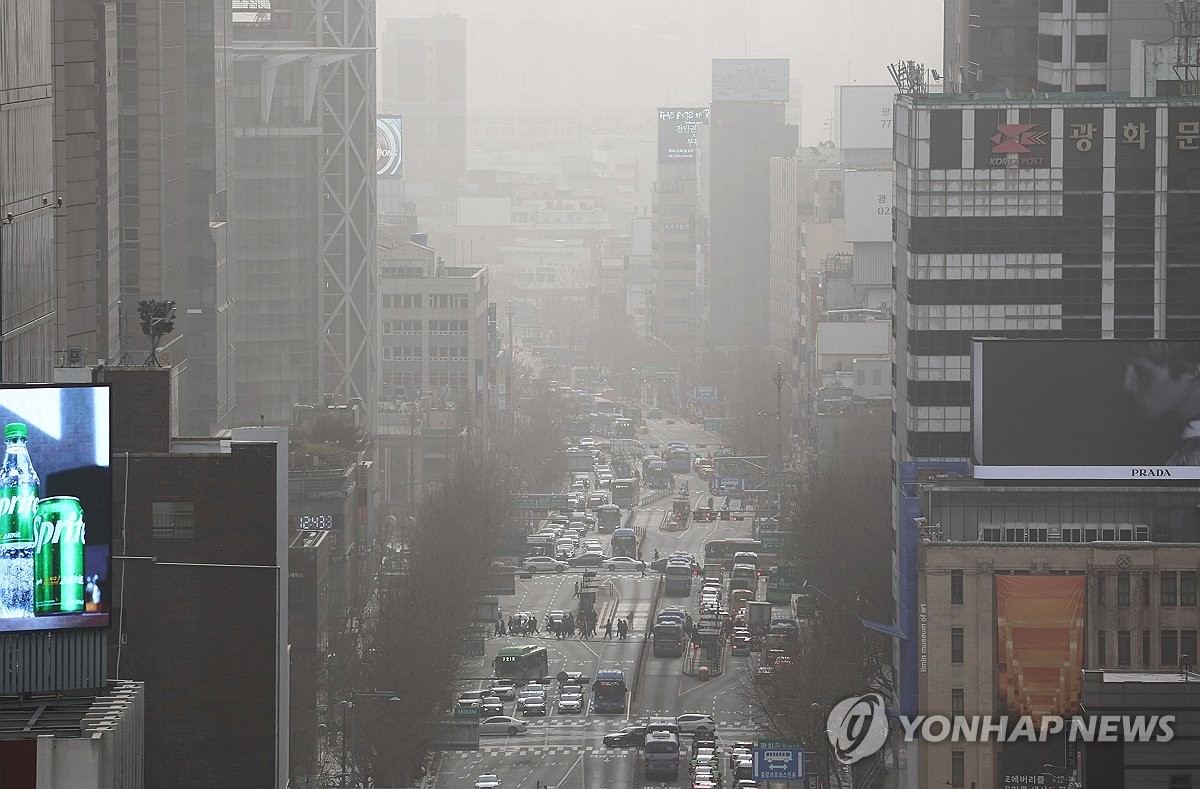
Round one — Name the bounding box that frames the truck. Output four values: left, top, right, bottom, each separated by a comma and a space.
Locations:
747, 600, 773, 634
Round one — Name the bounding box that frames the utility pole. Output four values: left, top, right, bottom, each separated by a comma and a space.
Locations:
772, 362, 785, 514
506, 301, 515, 423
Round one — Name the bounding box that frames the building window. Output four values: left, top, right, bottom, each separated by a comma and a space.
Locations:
1182, 572, 1197, 606
951, 751, 965, 787
1095, 574, 1105, 607
951, 688, 964, 718
1168, 776, 1192, 789
1039, 0, 1063, 11
1117, 573, 1130, 606
1118, 631, 1131, 666
1039, 34, 1063, 62
1096, 630, 1106, 667
1143, 572, 1152, 604
951, 628, 964, 664
151, 501, 195, 540
951, 570, 964, 605
1143, 630, 1152, 668
1162, 630, 1179, 667
1075, 34, 1108, 63
1076, 0, 1108, 10
1182, 630, 1198, 664
1163, 573, 1178, 606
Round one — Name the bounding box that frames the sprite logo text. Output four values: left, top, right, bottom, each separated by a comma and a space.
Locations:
33, 515, 85, 552
0, 489, 38, 518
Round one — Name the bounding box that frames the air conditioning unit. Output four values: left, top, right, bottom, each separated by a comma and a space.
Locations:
66, 346, 84, 366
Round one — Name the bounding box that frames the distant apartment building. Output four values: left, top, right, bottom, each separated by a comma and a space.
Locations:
893, 92, 1200, 464
52, 0, 120, 368
1, 0, 57, 382
379, 13, 466, 226
945, 0, 1174, 94
231, 0, 377, 426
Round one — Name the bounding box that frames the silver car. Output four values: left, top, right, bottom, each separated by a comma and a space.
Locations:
478, 716, 528, 736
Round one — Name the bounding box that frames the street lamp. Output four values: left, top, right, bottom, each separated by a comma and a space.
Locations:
648, 336, 682, 414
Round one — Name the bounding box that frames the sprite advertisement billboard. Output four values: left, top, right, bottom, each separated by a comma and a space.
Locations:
0, 384, 111, 632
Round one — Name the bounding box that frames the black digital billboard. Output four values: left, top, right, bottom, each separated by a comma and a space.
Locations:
972, 339, 1200, 480
376, 115, 403, 177
0, 384, 111, 632
658, 107, 710, 162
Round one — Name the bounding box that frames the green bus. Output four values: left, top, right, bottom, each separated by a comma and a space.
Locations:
493, 645, 549, 683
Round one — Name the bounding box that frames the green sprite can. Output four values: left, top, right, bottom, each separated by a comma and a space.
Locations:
33, 496, 86, 615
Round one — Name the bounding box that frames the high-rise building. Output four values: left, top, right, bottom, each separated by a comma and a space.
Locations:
378, 13, 466, 227
700, 60, 798, 355
52, 0, 120, 368
1, 0, 57, 382
946, 0, 1174, 94
893, 92, 1200, 465
114, 0, 234, 434
231, 0, 377, 426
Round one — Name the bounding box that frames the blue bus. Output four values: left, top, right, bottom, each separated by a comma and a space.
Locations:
646, 460, 673, 489
611, 527, 637, 559
663, 563, 693, 597
652, 622, 685, 657
667, 445, 691, 474
611, 478, 639, 508
592, 668, 628, 713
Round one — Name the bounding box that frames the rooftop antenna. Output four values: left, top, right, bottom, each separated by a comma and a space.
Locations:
888, 60, 932, 96
1166, 0, 1200, 95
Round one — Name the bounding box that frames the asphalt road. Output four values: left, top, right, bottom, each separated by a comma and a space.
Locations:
435, 418, 757, 789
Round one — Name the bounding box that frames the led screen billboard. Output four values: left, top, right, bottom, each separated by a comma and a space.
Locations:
712, 59, 789, 102
972, 339, 1200, 479
0, 384, 111, 632
376, 115, 403, 177
658, 107, 710, 162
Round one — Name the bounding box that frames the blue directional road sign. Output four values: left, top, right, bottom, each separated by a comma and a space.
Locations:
692, 385, 719, 402
710, 476, 744, 495
752, 746, 805, 781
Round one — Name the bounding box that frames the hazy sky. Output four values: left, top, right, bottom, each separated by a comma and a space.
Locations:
379, 0, 943, 145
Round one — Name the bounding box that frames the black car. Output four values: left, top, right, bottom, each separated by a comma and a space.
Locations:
602, 725, 648, 747
480, 698, 504, 717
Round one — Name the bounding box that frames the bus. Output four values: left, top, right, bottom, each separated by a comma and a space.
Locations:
646, 460, 673, 489
667, 445, 691, 474
664, 563, 693, 597
611, 478, 639, 508
612, 418, 635, 439
596, 504, 622, 533
610, 527, 637, 559
704, 538, 764, 568
493, 645, 549, 683
592, 668, 628, 713
652, 622, 685, 657
643, 731, 682, 779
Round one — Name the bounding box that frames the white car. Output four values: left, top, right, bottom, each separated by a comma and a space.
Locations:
478, 716, 528, 736
523, 556, 567, 573
456, 690, 485, 708
489, 680, 516, 700
474, 775, 502, 789
579, 437, 596, 447
676, 713, 718, 735
558, 693, 584, 714
605, 556, 645, 571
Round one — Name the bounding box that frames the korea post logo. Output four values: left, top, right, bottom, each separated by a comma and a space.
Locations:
826, 693, 889, 764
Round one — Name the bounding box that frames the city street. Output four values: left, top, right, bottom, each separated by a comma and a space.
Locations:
434, 418, 759, 788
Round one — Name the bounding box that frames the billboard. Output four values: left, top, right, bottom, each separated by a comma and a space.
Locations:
712, 59, 789, 102
835, 85, 896, 150
843, 169, 893, 242
996, 575, 1085, 720
0, 384, 111, 632
658, 107, 710, 162
376, 115, 403, 177
972, 339, 1200, 479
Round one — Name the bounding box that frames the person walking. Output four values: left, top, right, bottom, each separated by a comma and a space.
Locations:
494, 618, 502, 637
604, 620, 613, 639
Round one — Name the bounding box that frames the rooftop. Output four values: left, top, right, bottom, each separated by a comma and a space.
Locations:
1094, 670, 1200, 684
903, 91, 1200, 108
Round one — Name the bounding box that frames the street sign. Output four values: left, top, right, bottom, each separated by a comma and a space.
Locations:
511, 493, 569, 511
752, 745, 805, 781
710, 477, 744, 495
703, 417, 734, 432
692, 385, 718, 402
453, 705, 481, 718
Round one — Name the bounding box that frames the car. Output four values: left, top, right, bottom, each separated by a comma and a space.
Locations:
473, 775, 502, 789
585, 540, 604, 552
480, 696, 504, 716
579, 437, 596, 448
605, 556, 646, 571
489, 680, 516, 700
521, 698, 547, 716
603, 725, 649, 747
567, 552, 609, 568
522, 556, 567, 573
516, 691, 545, 713
676, 713, 717, 735
731, 634, 752, 654
546, 611, 566, 627
557, 693, 584, 714
456, 690, 485, 707
478, 716, 528, 736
